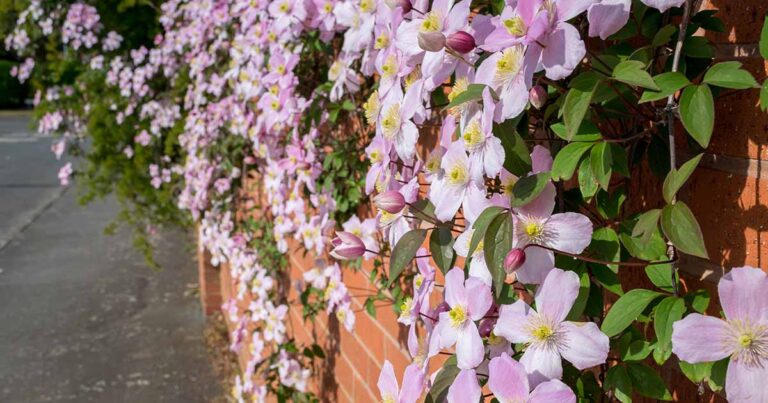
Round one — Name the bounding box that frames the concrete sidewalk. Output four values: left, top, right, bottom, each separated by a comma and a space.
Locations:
0, 112, 221, 402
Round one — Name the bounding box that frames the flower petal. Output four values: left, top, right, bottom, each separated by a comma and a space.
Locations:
488, 352, 529, 401
528, 379, 577, 403
447, 369, 481, 403
671, 313, 735, 363
718, 266, 768, 324
535, 268, 580, 324
543, 212, 593, 254
456, 321, 485, 369
466, 277, 492, 320
725, 358, 768, 403
558, 321, 610, 370
399, 364, 425, 403
495, 300, 534, 344
520, 343, 563, 387
445, 267, 467, 308
377, 360, 399, 399
513, 246, 555, 285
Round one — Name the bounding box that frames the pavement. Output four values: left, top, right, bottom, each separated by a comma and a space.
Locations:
0, 111, 222, 402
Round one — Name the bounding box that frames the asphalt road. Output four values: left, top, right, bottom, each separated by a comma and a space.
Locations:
0, 111, 221, 402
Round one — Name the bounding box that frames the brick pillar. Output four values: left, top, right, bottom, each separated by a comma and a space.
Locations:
197, 225, 222, 316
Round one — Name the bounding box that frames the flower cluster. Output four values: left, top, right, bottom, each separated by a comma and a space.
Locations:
8, 0, 768, 402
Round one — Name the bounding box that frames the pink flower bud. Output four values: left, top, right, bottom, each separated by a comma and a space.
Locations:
529, 85, 547, 109
330, 231, 366, 260
446, 31, 475, 54
386, 0, 412, 13
374, 190, 406, 214
503, 248, 526, 274
418, 31, 446, 52
478, 318, 496, 338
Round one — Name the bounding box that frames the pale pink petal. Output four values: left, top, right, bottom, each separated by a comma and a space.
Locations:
377, 361, 399, 399
520, 344, 563, 387
395, 120, 419, 161
517, 181, 556, 218
399, 364, 425, 403
495, 300, 534, 343
489, 352, 529, 401
543, 212, 593, 254
725, 358, 768, 403
446, 0, 471, 32
535, 268, 580, 323
718, 266, 768, 323
469, 257, 492, 287
496, 77, 529, 122
456, 322, 485, 369
555, 0, 596, 21
514, 246, 555, 284
453, 229, 472, 257
531, 145, 553, 173
437, 311, 459, 348
447, 369, 481, 403
558, 321, 610, 370
465, 277, 492, 320
639, 0, 684, 12
433, 183, 465, 222
671, 313, 735, 363
528, 379, 577, 403
483, 137, 505, 178
445, 267, 467, 308
461, 184, 490, 224
475, 52, 500, 86
541, 23, 585, 80
587, 0, 630, 40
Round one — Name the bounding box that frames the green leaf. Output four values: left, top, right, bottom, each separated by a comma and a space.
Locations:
645, 264, 678, 293
613, 60, 660, 90
551, 142, 594, 182
469, 206, 505, 257
662, 154, 703, 204
601, 289, 663, 337
484, 213, 513, 297
622, 340, 652, 362
661, 202, 708, 259
494, 119, 532, 176
589, 142, 612, 190
632, 209, 662, 245
590, 227, 621, 272
596, 187, 627, 220
592, 264, 624, 295
387, 229, 428, 286
426, 358, 459, 403
639, 72, 691, 103
410, 200, 437, 223
708, 357, 728, 392
605, 365, 633, 403
511, 172, 551, 207
679, 360, 713, 384
760, 16, 768, 59
761, 80, 768, 112
653, 297, 686, 355
445, 83, 487, 109
679, 84, 715, 148
627, 363, 673, 400
578, 157, 599, 200
703, 61, 759, 89
683, 36, 715, 58
652, 25, 677, 47
551, 120, 602, 142
429, 227, 456, 274
563, 72, 601, 140
685, 289, 710, 313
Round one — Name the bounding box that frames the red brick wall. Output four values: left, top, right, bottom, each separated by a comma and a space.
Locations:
196, 2, 768, 401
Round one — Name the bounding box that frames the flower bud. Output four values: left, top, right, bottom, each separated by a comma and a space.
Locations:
418, 31, 446, 52
478, 318, 496, 338
386, 0, 412, 13
446, 31, 475, 54
374, 190, 406, 214
330, 231, 366, 260
529, 85, 547, 109
503, 248, 526, 274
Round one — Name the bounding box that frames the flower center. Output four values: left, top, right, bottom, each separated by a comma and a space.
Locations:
360, 0, 375, 13
532, 325, 554, 341
447, 164, 469, 186
323, 2, 333, 13
399, 297, 414, 320
525, 222, 543, 239
420, 12, 443, 33
495, 46, 524, 87
380, 105, 401, 140
503, 16, 526, 36
381, 55, 397, 77
414, 274, 424, 289
448, 77, 469, 103
364, 91, 380, 125
462, 120, 484, 150
328, 60, 342, 81
375, 33, 389, 49
730, 320, 768, 367
382, 395, 397, 403
449, 305, 467, 328
278, 2, 289, 12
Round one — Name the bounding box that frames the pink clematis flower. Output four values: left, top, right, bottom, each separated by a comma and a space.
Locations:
436, 268, 492, 369
527, 0, 593, 80
494, 268, 610, 386
481, 0, 550, 51
489, 352, 577, 403
329, 231, 366, 260
377, 361, 424, 403
587, 0, 631, 40
377, 82, 423, 162
641, 0, 685, 12
475, 43, 537, 122
447, 369, 481, 403
461, 88, 506, 179
672, 266, 768, 403
429, 141, 480, 222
